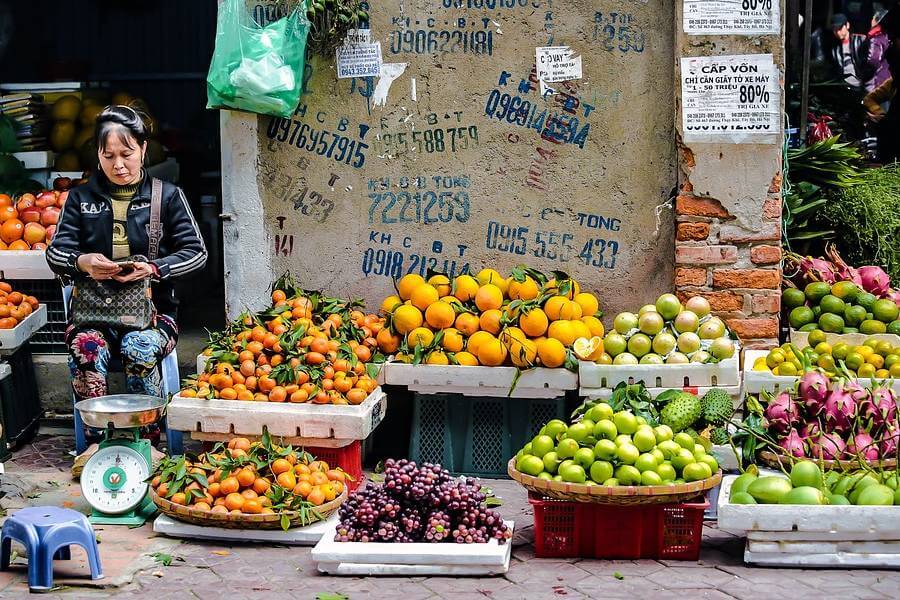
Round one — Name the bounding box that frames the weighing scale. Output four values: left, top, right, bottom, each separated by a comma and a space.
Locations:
74, 395, 165, 526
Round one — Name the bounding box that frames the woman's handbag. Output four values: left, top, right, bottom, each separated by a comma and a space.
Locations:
69, 179, 163, 331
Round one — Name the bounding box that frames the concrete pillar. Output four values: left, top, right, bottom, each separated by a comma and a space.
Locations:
673, 3, 785, 349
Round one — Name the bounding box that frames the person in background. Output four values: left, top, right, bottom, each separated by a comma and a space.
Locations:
811, 13, 872, 90
863, 41, 899, 163
47, 106, 207, 452
866, 9, 892, 92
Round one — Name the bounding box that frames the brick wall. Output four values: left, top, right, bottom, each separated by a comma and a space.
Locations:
673, 179, 782, 349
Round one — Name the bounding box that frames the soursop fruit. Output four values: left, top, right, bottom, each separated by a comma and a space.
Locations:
660, 392, 702, 432
709, 426, 731, 446
701, 389, 734, 426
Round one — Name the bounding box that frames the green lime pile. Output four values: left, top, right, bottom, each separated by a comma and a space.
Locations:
730, 461, 900, 506
755, 332, 900, 378
785, 281, 900, 335
513, 402, 719, 486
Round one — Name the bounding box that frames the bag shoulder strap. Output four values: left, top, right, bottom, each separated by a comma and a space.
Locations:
149, 178, 163, 261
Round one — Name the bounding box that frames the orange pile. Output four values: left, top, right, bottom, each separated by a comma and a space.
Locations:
151, 437, 348, 516
179, 278, 384, 404
0, 184, 69, 251
0, 281, 39, 329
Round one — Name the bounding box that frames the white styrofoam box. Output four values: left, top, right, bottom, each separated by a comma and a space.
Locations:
790, 329, 900, 349
748, 530, 900, 543
1, 82, 85, 91
196, 353, 209, 375
0, 250, 55, 280
744, 349, 900, 395
744, 548, 900, 568
12, 151, 54, 170
382, 362, 576, 398
153, 512, 337, 545
0, 304, 48, 355
717, 474, 900, 535
582, 385, 743, 409
710, 444, 742, 472
166, 387, 387, 441
578, 355, 740, 392
312, 521, 513, 576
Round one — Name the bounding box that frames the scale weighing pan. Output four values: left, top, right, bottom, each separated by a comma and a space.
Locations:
75, 394, 167, 429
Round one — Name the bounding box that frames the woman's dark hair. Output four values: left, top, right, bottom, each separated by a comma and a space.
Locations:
94, 105, 151, 151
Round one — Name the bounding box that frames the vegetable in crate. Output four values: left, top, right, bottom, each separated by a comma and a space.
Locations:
598, 293, 735, 366
514, 401, 719, 486
376, 267, 602, 370
335, 459, 511, 544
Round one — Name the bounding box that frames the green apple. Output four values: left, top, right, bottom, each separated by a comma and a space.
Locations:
635, 453, 659, 472
587, 403, 614, 422
589, 460, 614, 484
542, 451, 561, 474
653, 424, 674, 443
556, 438, 579, 459
658, 440, 681, 459
613, 411, 638, 435
565, 422, 590, 443
575, 447, 596, 469
656, 462, 677, 481
675, 432, 695, 450
517, 454, 544, 476
593, 439, 618, 461
632, 428, 657, 452
560, 463, 586, 483
530, 434, 555, 458
641, 470, 663, 486
544, 419, 568, 440
616, 444, 640, 464
615, 464, 642, 485
671, 448, 696, 471
593, 419, 618, 441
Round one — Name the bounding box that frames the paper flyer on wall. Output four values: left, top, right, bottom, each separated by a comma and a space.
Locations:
681, 54, 781, 143
684, 0, 781, 36
336, 29, 383, 79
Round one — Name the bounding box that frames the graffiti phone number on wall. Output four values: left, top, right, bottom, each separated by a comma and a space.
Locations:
484, 90, 590, 148
375, 126, 479, 156
390, 29, 493, 55
266, 118, 369, 168
368, 191, 470, 225
362, 248, 471, 279
485, 221, 619, 270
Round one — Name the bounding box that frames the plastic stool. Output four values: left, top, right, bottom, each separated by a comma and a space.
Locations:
1, 507, 103, 592
63, 286, 184, 456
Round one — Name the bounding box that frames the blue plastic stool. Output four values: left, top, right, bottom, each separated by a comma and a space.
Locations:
63, 286, 184, 456
1, 507, 103, 592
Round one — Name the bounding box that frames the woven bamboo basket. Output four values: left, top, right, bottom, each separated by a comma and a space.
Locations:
508, 459, 721, 505
150, 486, 347, 529
758, 450, 897, 472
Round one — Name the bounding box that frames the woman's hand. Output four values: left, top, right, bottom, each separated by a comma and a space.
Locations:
77, 253, 122, 281
113, 262, 155, 283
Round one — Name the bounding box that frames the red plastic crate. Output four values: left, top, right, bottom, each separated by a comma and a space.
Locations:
529, 493, 707, 560
305, 440, 364, 491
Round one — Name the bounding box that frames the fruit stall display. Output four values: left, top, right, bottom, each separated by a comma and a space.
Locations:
150, 436, 350, 529
0, 183, 69, 251
311, 458, 514, 575
718, 462, 900, 567
784, 248, 900, 339
0, 280, 46, 354
579, 293, 740, 397
729, 371, 898, 469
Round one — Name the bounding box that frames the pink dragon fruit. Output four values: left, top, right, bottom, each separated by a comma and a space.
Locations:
823, 388, 858, 433
858, 265, 891, 297
888, 289, 900, 306
810, 432, 846, 460
798, 371, 829, 415
778, 429, 807, 458
881, 423, 900, 458
845, 431, 879, 461
796, 255, 837, 284
826, 244, 862, 286
844, 380, 870, 403
764, 392, 801, 434
799, 420, 822, 439
860, 387, 898, 429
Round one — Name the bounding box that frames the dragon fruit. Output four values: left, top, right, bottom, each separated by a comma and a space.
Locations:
798, 371, 829, 415
826, 244, 862, 286
845, 431, 879, 461
860, 387, 897, 429
858, 265, 891, 297
799, 420, 822, 439
823, 388, 858, 433
764, 392, 801, 434
844, 380, 869, 403
778, 429, 807, 458
810, 432, 846, 460
794, 255, 837, 284
888, 289, 900, 306
881, 423, 900, 458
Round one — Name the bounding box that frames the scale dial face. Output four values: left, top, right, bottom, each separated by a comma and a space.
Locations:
81, 445, 150, 514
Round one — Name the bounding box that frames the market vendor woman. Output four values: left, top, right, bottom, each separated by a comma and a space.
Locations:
46, 105, 207, 446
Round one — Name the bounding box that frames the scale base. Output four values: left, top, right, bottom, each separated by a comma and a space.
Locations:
90, 496, 157, 527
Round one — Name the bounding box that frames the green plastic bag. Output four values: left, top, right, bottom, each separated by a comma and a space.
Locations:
206, 0, 310, 118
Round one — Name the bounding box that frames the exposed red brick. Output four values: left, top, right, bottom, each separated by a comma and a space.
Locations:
675, 245, 738, 265
678, 290, 744, 312
751, 245, 782, 265
726, 317, 779, 340
763, 196, 782, 219
680, 145, 696, 169
674, 267, 708, 287
676, 222, 710, 241
751, 293, 781, 314
769, 173, 783, 194
718, 223, 781, 243
680, 181, 694, 193
713, 269, 781, 289
742, 339, 781, 351
676, 195, 732, 218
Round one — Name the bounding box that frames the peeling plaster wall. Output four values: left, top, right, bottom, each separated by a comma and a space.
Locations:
222, 0, 677, 318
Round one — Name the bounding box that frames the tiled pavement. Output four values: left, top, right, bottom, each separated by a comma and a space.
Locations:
2, 435, 899, 599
